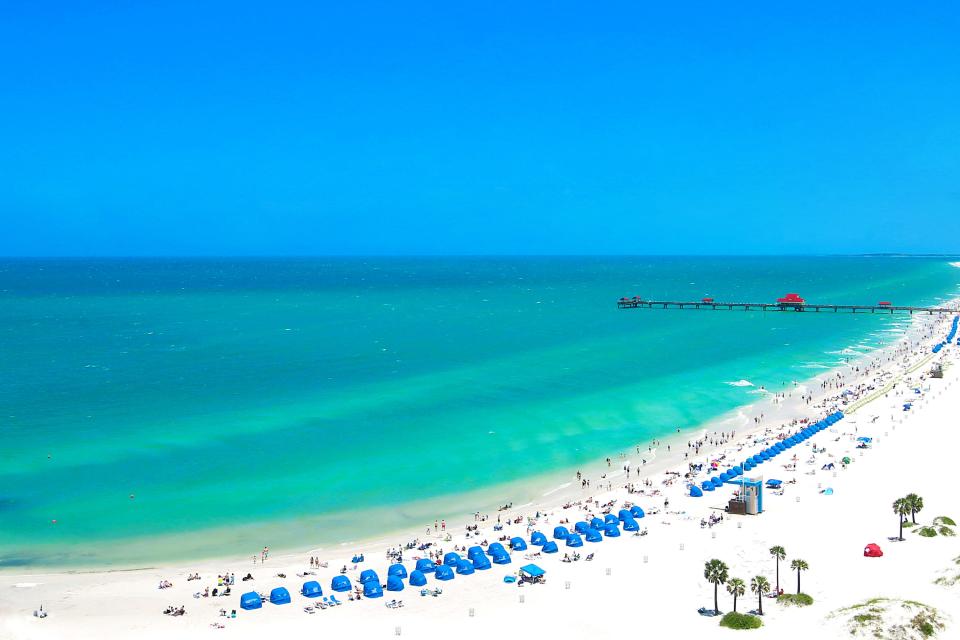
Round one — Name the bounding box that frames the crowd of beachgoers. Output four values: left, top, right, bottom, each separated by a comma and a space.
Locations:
3, 301, 959, 639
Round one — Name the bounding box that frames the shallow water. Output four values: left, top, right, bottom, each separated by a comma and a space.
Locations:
1, 256, 957, 567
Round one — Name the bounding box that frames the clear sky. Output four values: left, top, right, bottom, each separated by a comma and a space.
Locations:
1, 1, 958, 256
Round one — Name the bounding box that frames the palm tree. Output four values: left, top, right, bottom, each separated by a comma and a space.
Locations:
905, 493, 924, 524
704, 559, 729, 614
790, 558, 809, 594
769, 545, 786, 592
727, 577, 745, 612
751, 575, 770, 615
894, 497, 911, 540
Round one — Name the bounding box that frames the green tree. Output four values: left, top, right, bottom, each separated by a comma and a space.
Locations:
751, 575, 770, 615
727, 577, 745, 613
894, 497, 911, 540
790, 559, 809, 595
905, 493, 924, 524
769, 545, 786, 592
704, 559, 729, 614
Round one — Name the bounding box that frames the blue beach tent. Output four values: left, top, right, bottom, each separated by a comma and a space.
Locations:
492, 551, 511, 565
416, 558, 436, 573
566, 533, 584, 547
604, 523, 621, 536
630, 506, 645, 519
530, 531, 547, 546
711, 477, 723, 488
456, 559, 475, 575
590, 517, 606, 529
487, 543, 507, 557
359, 569, 379, 584
270, 587, 291, 605
574, 521, 591, 534
618, 509, 633, 522
510, 537, 527, 551
690, 485, 703, 497
604, 514, 619, 525
553, 526, 570, 540
388, 563, 407, 578
331, 575, 352, 592
542, 541, 559, 553
443, 552, 461, 566
472, 554, 492, 570
301, 581, 322, 598
387, 575, 405, 592
702, 481, 715, 492
409, 570, 428, 586
435, 565, 455, 581
467, 546, 486, 560
363, 581, 383, 598
622, 517, 640, 532
584, 528, 603, 542
719, 471, 732, 481
240, 591, 262, 610
732, 465, 743, 474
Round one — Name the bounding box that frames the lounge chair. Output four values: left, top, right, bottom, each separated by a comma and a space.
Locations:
330, 595, 342, 605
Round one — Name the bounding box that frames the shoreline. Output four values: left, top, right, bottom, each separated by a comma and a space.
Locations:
4, 298, 954, 577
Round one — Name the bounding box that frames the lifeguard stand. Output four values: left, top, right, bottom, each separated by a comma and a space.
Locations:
725, 477, 763, 515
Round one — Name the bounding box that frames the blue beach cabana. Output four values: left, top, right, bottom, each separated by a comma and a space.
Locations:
435, 565, 455, 581
585, 528, 603, 543
491, 549, 511, 565
363, 581, 383, 598
530, 531, 547, 546
719, 471, 732, 481
331, 575, 352, 592
443, 552, 462, 566
618, 509, 633, 522
630, 506, 645, 519
604, 514, 619, 525
487, 542, 507, 557
467, 545, 486, 561
542, 541, 559, 553
409, 570, 428, 587
553, 526, 570, 540
301, 581, 322, 598
604, 523, 621, 536
270, 587, 291, 605
590, 517, 606, 529
359, 569, 379, 584
240, 591, 262, 610
711, 476, 723, 488
388, 563, 407, 578
565, 533, 583, 547
574, 521, 591, 534
690, 485, 703, 497
701, 481, 715, 492
622, 517, 640, 532
387, 575, 405, 592
510, 537, 527, 551
456, 559, 475, 575
472, 554, 492, 570
416, 558, 436, 573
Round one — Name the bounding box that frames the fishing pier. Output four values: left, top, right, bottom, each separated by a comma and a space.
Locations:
617, 293, 957, 315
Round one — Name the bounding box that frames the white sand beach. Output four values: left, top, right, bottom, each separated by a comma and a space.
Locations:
3, 310, 960, 640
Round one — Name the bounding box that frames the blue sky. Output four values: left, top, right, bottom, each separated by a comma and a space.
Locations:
1, 1, 958, 255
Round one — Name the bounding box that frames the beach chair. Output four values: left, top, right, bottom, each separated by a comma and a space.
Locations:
330, 595, 343, 605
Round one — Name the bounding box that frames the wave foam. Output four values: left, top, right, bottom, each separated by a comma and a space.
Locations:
725, 379, 754, 387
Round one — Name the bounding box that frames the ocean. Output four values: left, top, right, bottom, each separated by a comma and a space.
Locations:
1, 256, 957, 568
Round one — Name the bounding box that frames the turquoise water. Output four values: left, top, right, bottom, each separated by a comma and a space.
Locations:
1, 257, 958, 568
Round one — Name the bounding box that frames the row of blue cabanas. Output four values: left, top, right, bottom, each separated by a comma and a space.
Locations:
689, 411, 844, 497
538, 505, 644, 547
933, 316, 959, 353
242, 541, 525, 608
241, 508, 648, 610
